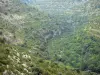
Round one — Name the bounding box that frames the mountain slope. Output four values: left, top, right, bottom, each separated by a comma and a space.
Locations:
0, 0, 100, 75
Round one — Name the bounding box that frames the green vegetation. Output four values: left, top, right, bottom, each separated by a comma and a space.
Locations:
0, 37, 99, 75
0, 0, 100, 75
47, 27, 100, 72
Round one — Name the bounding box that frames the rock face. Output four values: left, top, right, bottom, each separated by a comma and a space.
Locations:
0, 30, 23, 45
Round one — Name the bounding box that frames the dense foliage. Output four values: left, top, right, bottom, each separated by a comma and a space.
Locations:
0, 0, 100, 74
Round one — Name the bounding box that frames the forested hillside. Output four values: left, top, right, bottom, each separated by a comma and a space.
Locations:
0, 0, 100, 75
